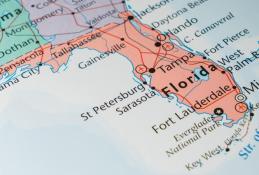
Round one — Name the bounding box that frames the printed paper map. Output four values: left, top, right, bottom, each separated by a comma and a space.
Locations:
0, 0, 258, 174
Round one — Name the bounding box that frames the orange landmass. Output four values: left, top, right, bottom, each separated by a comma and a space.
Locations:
0, 12, 246, 126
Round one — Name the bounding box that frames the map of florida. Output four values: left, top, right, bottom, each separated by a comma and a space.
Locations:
0, 2, 247, 126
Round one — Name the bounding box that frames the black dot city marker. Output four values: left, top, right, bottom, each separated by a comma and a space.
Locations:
249, 112, 254, 121
128, 16, 134, 20
155, 42, 161, 47
221, 71, 226, 74
203, 56, 207, 59
31, 4, 35, 8
143, 81, 147, 85
149, 68, 156, 73
71, 12, 75, 15
1, 28, 5, 32
89, 26, 93, 29
35, 41, 40, 44
226, 147, 230, 152
121, 0, 125, 3
151, 86, 156, 90
214, 107, 224, 115
232, 86, 237, 89
120, 38, 125, 41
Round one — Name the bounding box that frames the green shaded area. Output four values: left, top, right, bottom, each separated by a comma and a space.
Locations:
0, 0, 47, 66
